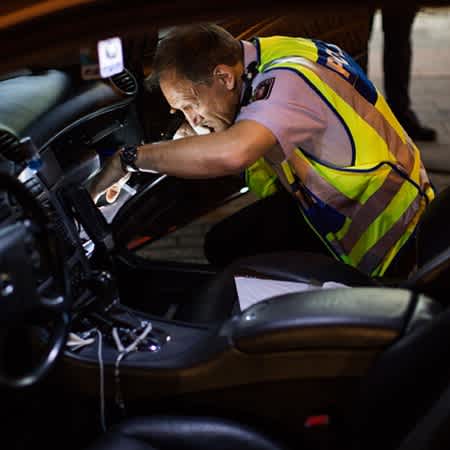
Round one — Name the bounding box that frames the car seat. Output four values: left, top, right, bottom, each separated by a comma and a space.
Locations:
174, 185, 450, 324
85, 416, 287, 450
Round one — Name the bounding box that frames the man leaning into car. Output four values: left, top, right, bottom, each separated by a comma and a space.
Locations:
89, 23, 435, 279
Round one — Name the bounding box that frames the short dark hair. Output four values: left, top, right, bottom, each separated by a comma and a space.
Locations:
146, 23, 242, 89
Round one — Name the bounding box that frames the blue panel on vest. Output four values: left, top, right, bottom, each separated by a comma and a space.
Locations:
301, 185, 346, 236
313, 40, 378, 105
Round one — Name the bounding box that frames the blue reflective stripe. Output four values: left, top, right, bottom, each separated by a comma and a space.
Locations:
296, 202, 343, 262
301, 183, 347, 236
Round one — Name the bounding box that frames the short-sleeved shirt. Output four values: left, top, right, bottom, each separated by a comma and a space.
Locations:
236, 40, 353, 167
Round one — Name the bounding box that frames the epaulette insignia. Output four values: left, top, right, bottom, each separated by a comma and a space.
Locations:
251, 77, 275, 102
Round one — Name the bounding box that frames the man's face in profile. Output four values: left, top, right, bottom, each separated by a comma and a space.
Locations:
159, 67, 240, 133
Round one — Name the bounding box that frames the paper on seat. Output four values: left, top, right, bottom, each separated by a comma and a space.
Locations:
234, 276, 348, 311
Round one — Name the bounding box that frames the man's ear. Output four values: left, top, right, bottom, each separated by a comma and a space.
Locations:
213, 64, 236, 90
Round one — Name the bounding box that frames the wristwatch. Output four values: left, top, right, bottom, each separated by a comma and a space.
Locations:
119, 144, 140, 172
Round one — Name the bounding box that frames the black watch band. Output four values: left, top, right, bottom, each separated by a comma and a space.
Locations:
119, 145, 140, 172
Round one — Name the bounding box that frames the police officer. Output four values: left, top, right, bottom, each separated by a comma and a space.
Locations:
90, 23, 434, 278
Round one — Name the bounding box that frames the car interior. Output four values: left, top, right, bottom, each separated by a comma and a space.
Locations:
2, 3, 450, 450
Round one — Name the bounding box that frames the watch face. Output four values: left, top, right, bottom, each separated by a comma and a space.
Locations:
120, 145, 139, 172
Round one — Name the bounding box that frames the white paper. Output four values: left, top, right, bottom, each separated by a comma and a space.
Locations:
234, 276, 348, 311
173, 124, 210, 140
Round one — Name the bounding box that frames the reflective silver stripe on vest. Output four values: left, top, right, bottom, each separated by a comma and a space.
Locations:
339, 168, 406, 251
262, 55, 313, 72
356, 194, 421, 274
266, 53, 418, 178
307, 61, 417, 174
290, 151, 359, 216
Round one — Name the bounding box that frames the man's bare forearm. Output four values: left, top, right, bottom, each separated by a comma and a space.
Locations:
135, 120, 276, 178
88, 120, 277, 202
136, 130, 240, 178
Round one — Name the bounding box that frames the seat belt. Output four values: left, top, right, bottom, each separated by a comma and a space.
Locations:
396, 382, 450, 450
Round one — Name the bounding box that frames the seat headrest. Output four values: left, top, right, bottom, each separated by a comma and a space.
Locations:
0, 70, 71, 138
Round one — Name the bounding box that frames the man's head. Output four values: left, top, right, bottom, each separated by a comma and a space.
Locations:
150, 24, 244, 132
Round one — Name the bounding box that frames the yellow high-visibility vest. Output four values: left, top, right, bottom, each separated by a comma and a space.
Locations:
245, 157, 279, 199
247, 36, 434, 276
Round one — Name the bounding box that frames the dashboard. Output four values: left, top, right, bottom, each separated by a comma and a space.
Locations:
0, 67, 141, 310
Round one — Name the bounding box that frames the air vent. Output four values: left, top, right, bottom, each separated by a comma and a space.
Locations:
109, 69, 138, 96
0, 129, 20, 161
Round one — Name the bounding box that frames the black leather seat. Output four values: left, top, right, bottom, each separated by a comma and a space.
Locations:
401, 185, 450, 302
175, 185, 450, 324
415, 186, 450, 268
175, 250, 378, 323
349, 302, 450, 450
86, 416, 287, 450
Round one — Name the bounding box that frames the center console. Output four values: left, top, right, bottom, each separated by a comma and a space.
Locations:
61, 282, 440, 433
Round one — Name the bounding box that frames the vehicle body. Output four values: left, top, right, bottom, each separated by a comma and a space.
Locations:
1, 2, 450, 450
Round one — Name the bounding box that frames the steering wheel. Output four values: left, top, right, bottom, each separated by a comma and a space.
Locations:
0, 173, 70, 388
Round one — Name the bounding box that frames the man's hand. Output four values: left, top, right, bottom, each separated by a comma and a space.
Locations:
88, 153, 129, 204
173, 121, 196, 140
173, 121, 210, 140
